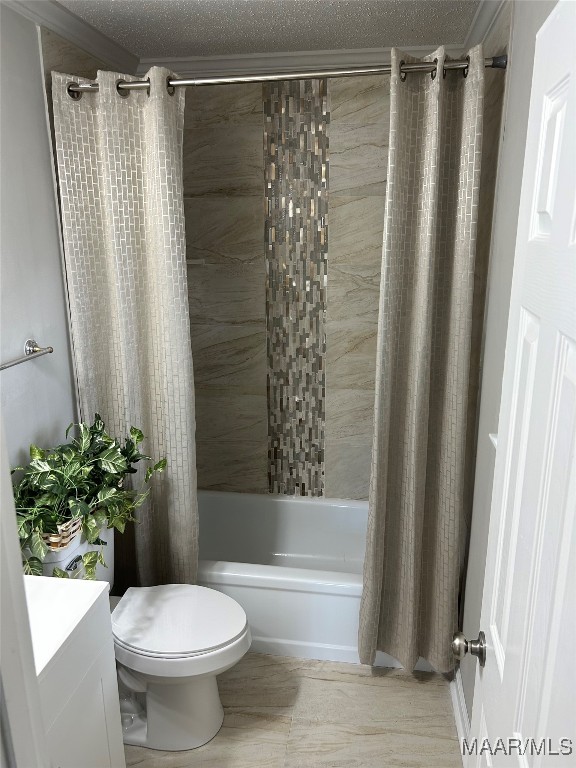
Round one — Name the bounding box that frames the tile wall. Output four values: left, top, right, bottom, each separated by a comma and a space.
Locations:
263, 79, 329, 496
184, 85, 269, 494
185, 77, 388, 499
324, 76, 389, 499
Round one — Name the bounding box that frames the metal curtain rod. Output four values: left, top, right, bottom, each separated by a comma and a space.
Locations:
67, 55, 507, 94
0, 339, 54, 372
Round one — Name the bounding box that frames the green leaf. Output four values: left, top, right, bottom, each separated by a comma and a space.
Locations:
97, 486, 119, 505
110, 517, 126, 534
92, 414, 105, 434
29, 459, 51, 473
130, 427, 144, 444
77, 423, 91, 453
82, 550, 99, 579
133, 491, 149, 508
52, 567, 69, 578
60, 447, 76, 463
29, 531, 48, 561
23, 557, 44, 576
93, 509, 108, 530
65, 422, 75, 438
82, 550, 99, 566
97, 446, 127, 474
69, 498, 91, 518
17, 517, 30, 540
30, 445, 45, 461
154, 458, 167, 472
82, 515, 101, 544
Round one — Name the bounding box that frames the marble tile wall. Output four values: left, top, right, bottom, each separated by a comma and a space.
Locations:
186, 78, 388, 499
325, 76, 389, 499
184, 84, 268, 493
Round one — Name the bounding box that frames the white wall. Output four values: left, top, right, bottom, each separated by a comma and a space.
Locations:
461, 0, 558, 717
0, 5, 77, 467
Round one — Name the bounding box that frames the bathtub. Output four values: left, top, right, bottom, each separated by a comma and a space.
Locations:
197, 490, 367, 664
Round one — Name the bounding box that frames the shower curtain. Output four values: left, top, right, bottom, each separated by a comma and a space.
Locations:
359, 47, 485, 673
52, 67, 198, 586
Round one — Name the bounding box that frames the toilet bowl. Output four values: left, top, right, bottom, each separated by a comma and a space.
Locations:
111, 583, 251, 751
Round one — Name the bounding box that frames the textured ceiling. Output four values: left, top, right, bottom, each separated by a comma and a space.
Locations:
58, 0, 483, 58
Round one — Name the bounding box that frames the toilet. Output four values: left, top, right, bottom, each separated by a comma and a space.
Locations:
111, 583, 251, 751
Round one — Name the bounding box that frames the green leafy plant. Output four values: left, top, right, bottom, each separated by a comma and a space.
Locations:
12, 414, 166, 579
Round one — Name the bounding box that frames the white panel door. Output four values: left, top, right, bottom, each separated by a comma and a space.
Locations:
469, 1, 576, 766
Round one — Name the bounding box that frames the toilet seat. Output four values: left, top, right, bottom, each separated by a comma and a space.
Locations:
112, 584, 251, 678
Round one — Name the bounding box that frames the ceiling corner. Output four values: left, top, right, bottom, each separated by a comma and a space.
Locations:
463, 0, 507, 50
3, 0, 140, 73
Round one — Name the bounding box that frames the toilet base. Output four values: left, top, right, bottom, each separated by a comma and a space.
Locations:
121, 673, 224, 751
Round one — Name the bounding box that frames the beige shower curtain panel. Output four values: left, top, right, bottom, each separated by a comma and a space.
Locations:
359, 47, 485, 673
52, 67, 198, 586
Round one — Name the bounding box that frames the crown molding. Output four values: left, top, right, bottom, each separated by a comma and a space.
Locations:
136, 44, 464, 78
2, 0, 502, 81
2, 0, 139, 73
463, 0, 507, 49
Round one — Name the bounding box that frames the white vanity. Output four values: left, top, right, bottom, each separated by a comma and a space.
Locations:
24, 576, 126, 768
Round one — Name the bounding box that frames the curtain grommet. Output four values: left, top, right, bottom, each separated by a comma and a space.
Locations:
66, 82, 83, 100
116, 79, 131, 98
431, 58, 438, 80
399, 60, 407, 82
166, 76, 176, 95
463, 56, 470, 78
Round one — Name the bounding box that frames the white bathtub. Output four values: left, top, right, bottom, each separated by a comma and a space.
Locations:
197, 490, 368, 664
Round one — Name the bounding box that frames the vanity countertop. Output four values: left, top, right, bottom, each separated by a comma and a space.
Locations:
24, 575, 109, 675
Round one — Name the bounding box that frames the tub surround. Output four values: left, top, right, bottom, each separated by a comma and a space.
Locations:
325, 74, 388, 500
184, 77, 386, 500
184, 83, 268, 495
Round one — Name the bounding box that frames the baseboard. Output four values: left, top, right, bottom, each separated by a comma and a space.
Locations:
250, 636, 361, 664
450, 668, 470, 767
250, 637, 437, 672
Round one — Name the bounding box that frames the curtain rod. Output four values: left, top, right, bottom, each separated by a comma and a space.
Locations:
67, 55, 507, 95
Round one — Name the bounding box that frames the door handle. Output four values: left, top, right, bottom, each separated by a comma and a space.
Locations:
452, 631, 486, 667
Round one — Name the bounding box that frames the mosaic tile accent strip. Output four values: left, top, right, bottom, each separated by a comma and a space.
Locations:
264, 79, 329, 496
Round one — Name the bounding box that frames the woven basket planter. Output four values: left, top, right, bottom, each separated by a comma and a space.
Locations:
41, 517, 83, 551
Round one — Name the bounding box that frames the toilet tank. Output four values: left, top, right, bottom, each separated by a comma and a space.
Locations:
41, 525, 115, 587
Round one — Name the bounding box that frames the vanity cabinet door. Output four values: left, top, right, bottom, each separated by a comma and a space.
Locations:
45, 652, 122, 768
37, 591, 126, 768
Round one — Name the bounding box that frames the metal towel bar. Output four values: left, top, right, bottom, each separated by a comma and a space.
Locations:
0, 339, 54, 371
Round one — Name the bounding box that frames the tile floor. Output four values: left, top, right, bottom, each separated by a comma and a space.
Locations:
124, 653, 461, 768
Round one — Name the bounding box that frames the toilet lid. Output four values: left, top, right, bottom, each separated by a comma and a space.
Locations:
112, 584, 247, 658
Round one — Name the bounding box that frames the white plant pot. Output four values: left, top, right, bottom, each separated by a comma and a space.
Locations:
41, 525, 115, 586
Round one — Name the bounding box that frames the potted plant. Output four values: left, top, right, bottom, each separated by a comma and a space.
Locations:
12, 414, 166, 579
